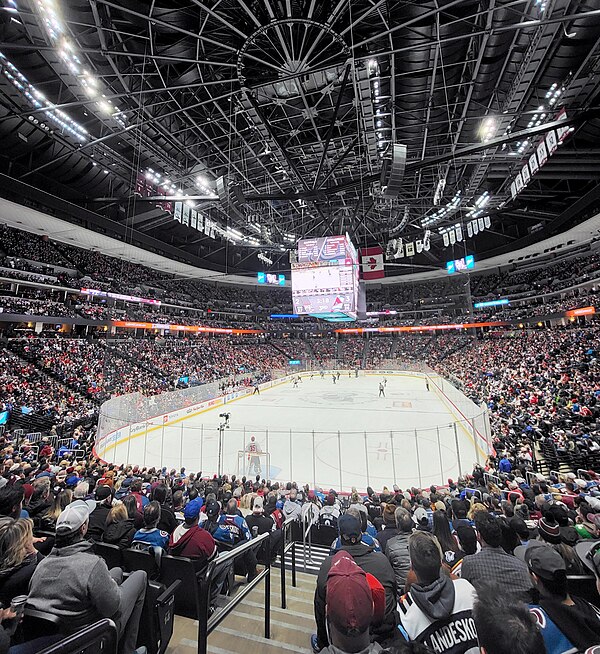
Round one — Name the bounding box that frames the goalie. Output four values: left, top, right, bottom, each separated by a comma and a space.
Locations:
245, 435, 263, 476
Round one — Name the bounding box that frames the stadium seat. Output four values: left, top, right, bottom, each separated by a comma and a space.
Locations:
21, 607, 61, 642
137, 579, 180, 654
311, 524, 338, 547
160, 555, 206, 619
94, 542, 123, 570
123, 547, 162, 580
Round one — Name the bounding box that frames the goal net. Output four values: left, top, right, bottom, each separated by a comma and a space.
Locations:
236, 450, 271, 478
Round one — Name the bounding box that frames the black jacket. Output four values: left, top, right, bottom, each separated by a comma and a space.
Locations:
87, 502, 111, 542
157, 504, 178, 534
314, 542, 397, 650
0, 552, 42, 605
102, 519, 136, 549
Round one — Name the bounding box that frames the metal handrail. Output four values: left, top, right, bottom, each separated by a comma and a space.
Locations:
197, 532, 271, 654
37, 619, 118, 654
302, 507, 314, 570
280, 516, 297, 610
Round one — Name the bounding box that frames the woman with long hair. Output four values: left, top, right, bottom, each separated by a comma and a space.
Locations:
432, 510, 464, 569
122, 494, 143, 529
0, 517, 43, 604
102, 502, 136, 549
38, 489, 73, 532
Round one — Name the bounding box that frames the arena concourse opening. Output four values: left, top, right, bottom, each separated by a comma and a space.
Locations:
1, 3, 600, 654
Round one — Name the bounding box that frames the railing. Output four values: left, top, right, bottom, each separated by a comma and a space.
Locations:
196, 533, 271, 654
280, 516, 297, 610
38, 619, 118, 654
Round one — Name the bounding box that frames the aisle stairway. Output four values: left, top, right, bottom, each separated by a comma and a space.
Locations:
167, 566, 318, 654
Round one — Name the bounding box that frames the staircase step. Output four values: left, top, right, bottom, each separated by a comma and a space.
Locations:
168, 567, 316, 654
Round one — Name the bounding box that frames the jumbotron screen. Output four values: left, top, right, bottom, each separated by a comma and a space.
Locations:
292, 234, 359, 321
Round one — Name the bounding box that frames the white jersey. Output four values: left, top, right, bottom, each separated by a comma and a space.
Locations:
245, 441, 262, 455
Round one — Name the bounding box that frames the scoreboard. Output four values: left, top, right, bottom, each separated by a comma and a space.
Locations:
292, 234, 359, 322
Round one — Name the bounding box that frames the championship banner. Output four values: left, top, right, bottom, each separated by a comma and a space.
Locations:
484, 215, 491, 229
405, 241, 415, 257
416, 240, 423, 253
360, 246, 384, 280
443, 232, 450, 247
455, 225, 463, 242
449, 229, 456, 245
467, 221, 473, 238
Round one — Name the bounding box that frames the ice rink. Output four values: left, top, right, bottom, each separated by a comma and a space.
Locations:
115, 373, 482, 491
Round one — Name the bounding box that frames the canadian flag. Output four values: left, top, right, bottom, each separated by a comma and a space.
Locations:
360, 246, 384, 280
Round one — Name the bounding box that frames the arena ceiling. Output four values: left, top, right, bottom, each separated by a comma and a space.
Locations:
0, 0, 599, 278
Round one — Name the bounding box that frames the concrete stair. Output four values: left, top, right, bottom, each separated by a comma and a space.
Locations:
167, 567, 318, 654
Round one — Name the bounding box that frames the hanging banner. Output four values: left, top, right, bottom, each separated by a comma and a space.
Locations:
455, 225, 463, 242
449, 229, 456, 245
515, 171, 524, 192
484, 215, 491, 229
528, 152, 539, 176
557, 107, 569, 142
405, 241, 415, 257
521, 163, 531, 186
467, 221, 473, 238
510, 181, 517, 200
473, 219, 479, 235
537, 140, 548, 166
174, 202, 182, 223
478, 217, 485, 232
197, 213, 204, 232
443, 232, 450, 247
416, 240, 423, 253
191, 210, 197, 230
546, 129, 558, 155
423, 237, 430, 251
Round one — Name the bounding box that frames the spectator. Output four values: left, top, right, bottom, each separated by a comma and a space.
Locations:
122, 494, 143, 530
37, 489, 72, 532
0, 517, 42, 605
515, 541, 600, 652
473, 589, 547, 654
318, 551, 379, 654
132, 501, 169, 550
283, 488, 302, 521
330, 507, 381, 553
376, 503, 401, 551
385, 507, 414, 592
0, 486, 24, 520
86, 485, 114, 542
169, 499, 227, 613
27, 499, 147, 654
432, 510, 464, 571
151, 484, 177, 534
312, 515, 397, 652
460, 512, 534, 602
318, 493, 340, 528
398, 531, 478, 653
204, 498, 257, 582
102, 503, 136, 549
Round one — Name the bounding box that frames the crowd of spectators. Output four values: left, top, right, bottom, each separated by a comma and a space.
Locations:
3, 444, 600, 653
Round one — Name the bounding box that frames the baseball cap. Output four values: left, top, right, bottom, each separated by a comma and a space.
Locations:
514, 541, 566, 581
413, 507, 428, 525
338, 514, 362, 541
183, 499, 203, 520
575, 540, 600, 577
56, 499, 96, 534
326, 551, 373, 635
95, 485, 112, 501
205, 499, 220, 518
